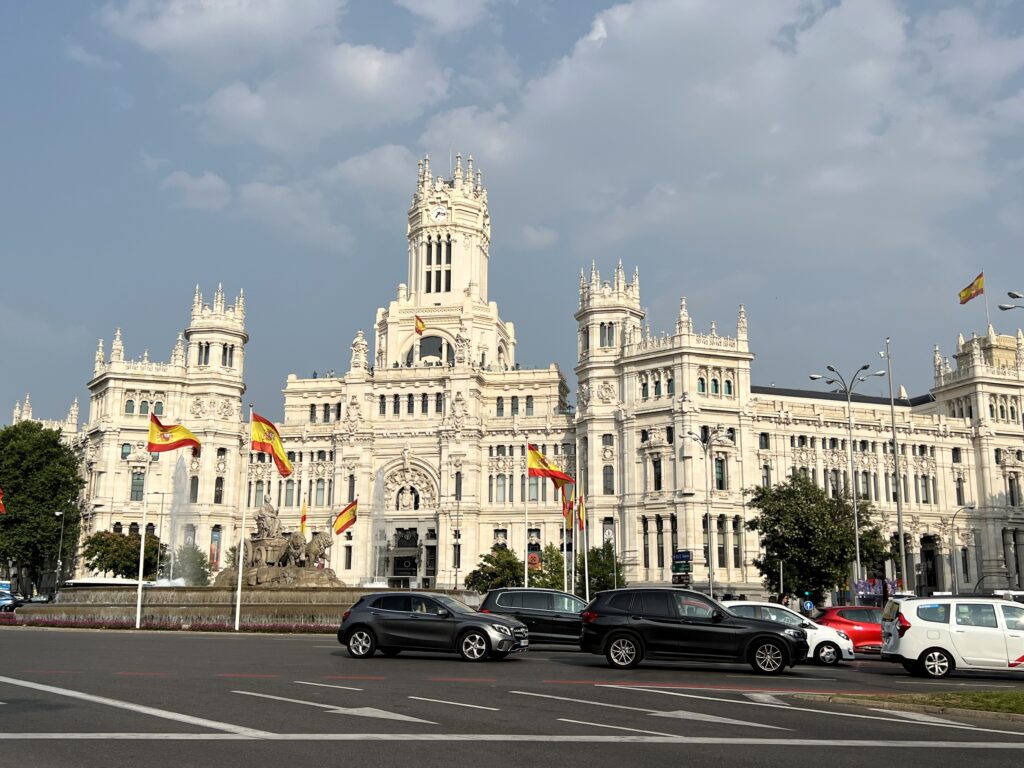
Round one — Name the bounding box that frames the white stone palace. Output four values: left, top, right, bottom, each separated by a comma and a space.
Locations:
14, 154, 1024, 596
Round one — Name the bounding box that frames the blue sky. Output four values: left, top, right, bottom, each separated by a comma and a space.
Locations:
4, 0, 1024, 424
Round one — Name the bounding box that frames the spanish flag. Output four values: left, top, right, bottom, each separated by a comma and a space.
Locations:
414, 315, 426, 335
251, 412, 293, 477
0, 486, 5, 514
560, 483, 574, 522
332, 499, 358, 535
147, 413, 201, 454
577, 494, 586, 531
959, 272, 984, 305
527, 444, 574, 485
300, 499, 308, 536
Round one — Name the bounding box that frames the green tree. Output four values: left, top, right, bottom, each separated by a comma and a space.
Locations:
575, 542, 627, 596
0, 421, 85, 592
81, 531, 162, 579
464, 546, 524, 592
529, 543, 567, 589
174, 542, 211, 586
745, 473, 886, 603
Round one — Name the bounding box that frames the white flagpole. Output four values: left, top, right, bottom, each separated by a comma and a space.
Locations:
234, 404, 253, 632
524, 436, 530, 588
562, 490, 567, 593
134, 463, 150, 629
571, 492, 577, 596
582, 495, 590, 603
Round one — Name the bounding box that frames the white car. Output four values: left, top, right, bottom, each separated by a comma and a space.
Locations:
722, 600, 855, 665
881, 596, 1024, 678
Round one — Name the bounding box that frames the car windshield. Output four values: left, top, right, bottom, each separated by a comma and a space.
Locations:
435, 595, 477, 614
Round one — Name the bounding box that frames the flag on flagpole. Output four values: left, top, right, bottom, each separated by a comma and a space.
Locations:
577, 494, 586, 531
527, 444, 574, 485
959, 272, 985, 305
0, 486, 6, 514
560, 483, 574, 522
300, 498, 308, 536
147, 413, 201, 454
415, 315, 426, 335
250, 412, 293, 477
332, 499, 358, 535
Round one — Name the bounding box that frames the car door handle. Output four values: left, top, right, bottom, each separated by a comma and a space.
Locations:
629, 615, 642, 620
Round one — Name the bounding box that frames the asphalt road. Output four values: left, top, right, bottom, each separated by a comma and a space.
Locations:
1, 627, 1022, 768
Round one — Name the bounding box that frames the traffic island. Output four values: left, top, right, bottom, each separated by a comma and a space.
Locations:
794, 691, 1024, 722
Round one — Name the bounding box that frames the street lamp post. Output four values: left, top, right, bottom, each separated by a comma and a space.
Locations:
54, 511, 66, 596
997, 290, 1024, 313
810, 363, 886, 604
949, 504, 976, 596
686, 426, 731, 599
880, 339, 908, 592
150, 492, 169, 579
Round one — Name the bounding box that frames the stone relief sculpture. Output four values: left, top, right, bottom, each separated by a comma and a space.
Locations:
254, 500, 282, 540
350, 330, 368, 370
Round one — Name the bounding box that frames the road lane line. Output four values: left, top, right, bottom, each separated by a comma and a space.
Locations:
610, 686, 1024, 737
557, 718, 681, 737
233, 690, 435, 724
891, 680, 1014, 688
325, 675, 386, 681
115, 672, 174, 677
745, 694, 790, 706
296, 681, 363, 692
427, 677, 497, 683
0, 675, 272, 738
408, 696, 499, 711
216, 674, 279, 679
871, 710, 966, 725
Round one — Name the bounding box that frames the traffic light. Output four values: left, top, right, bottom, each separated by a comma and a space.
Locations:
804, 590, 810, 597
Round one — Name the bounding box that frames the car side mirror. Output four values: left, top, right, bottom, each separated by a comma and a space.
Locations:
436, 609, 449, 617
711, 610, 725, 623
801, 621, 812, 629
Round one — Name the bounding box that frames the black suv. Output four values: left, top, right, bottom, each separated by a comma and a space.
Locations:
580, 588, 809, 674
479, 588, 586, 644
338, 592, 528, 662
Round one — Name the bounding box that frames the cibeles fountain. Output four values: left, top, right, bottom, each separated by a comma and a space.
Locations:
213, 500, 343, 588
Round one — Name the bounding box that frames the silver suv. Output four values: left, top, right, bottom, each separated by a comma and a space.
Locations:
338, 592, 529, 662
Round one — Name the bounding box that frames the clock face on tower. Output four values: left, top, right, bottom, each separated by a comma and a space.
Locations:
432, 205, 448, 221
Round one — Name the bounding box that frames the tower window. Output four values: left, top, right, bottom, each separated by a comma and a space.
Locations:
697, 377, 706, 393
189, 476, 199, 503
214, 477, 224, 504
125, 399, 135, 414
139, 401, 149, 415
444, 235, 452, 292
435, 393, 444, 414
379, 395, 386, 415
711, 378, 720, 395
393, 394, 400, 415
496, 397, 504, 417
422, 393, 429, 413
525, 396, 534, 415
154, 401, 164, 415
511, 396, 519, 416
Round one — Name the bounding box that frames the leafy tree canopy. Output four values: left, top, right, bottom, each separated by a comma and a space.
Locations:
745, 473, 887, 603
81, 531, 162, 579
575, 541, 628, 596
173, 542, 211, 586
464, 546, 524, 592
529, 543, 566, 590
0, 421, 84, 574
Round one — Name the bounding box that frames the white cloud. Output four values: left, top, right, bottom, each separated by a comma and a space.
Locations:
139, 149, 169, 172
236, 181, 353, 252
199, 43, 449, 152
323, 144, 418, 193
520, 224, 559, 249
100, 0, 340, 80
65, 43, 120, 70
395, 0, 492, 33
160, 170, 232, 210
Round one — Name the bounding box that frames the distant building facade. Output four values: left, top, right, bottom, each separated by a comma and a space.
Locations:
16, 155, 1024, 596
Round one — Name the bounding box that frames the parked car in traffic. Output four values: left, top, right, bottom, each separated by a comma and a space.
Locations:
723, 600, 855, 665
337, 592, 528, 662
814, 606, 883, 652
580, 587, 808, 674
881, 596, 1024, 678
0, 591, 24, 612
479, 588, 586, 644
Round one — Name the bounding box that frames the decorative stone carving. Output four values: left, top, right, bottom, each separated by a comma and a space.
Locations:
254, 500, 283, 540
385, 465, 437, 509
578, 383, 591, 406
190, 397, 206, 417
597, 381, 616, 404
344, 395, 362, 439
350, 330, 368, 370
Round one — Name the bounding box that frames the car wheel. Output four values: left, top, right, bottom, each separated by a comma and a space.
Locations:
458, 630, 490, 662
901, 660, 919, 675
346, 628, 376, 659
379, 648, 401, 657
750, 639, 787, 675
814, 642, 841, 666
605, 633, 643, 669
918, 647, 953, 679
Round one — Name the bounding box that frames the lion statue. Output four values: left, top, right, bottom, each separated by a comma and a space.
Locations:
305, 531, 332, 567
278, 531, 307, 567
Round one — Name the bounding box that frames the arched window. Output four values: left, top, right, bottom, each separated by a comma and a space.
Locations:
697, 377, 706, 393
422, 393, 429, 413
129, 522, 139, 536
125, 399, 135, 414
1000, 405, 1007, 420
189, 476, 199, 503
435, 393, 444, 414
724, 380, 733, 396
641, 380, 649, 400
214, 477, 224, 505
121, 443, 132, 460
667, 378, 674, 396
317, 450, 327, 461
653, 377, 661, 397
711, 378, 720, 395
154, 401, 163, 415
139, 400, 149, 415
393, 394, 400, 415
113, 522, 123, 534
990, 403, 996, 418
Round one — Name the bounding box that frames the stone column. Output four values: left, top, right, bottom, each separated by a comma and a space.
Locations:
906, 541, 920, 594
1004, 528, 1018, 588
980, 516, 1011, 589
1015, 529, 1024, 589
936, 540, 952, 593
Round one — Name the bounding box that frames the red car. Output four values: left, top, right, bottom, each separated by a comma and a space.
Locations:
814, 606, 883, 652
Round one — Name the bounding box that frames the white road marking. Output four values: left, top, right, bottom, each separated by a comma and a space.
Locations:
312, 646, 339, 649
745, 693, 790, 706
509, 690, 785, 730
0, 675, 271, 738
727, 675, 836, 682
891, 680, 1014, 688
233, 690, 435, 724
610, 686, 1024, 737
871, 710, 965, 725
408, 696, 499, 711
0, 733, 1023, 746
557, 718, 681, 737
295, 681, 363, 692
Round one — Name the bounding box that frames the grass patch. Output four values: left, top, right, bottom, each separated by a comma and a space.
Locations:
880, 691, 1024, 715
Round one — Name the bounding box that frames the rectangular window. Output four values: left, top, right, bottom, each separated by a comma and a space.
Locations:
393, 394, 400, 415
656, 518, 664, 568
214, 477, 224, 504
379, 396, 386, 415
453, 542, 461, 569
529, 476, 538, 502
952, 447, 962, 464
603, 465, 615, 494
407, 394, 415, 415
285, 481, 294, 507
435, 393, 444, 414
733, 518, 742, 568
762, 464, 771, 487
454, 471, 462, 501
652, 457, 662, 491
759, 432, 770, 450
496, 397, 504, 417
642, 517, 650, 569
130, 472, 145, 501
511, 396, 519, 416
717, 516, 726, 566
602, 434, 614, 447
715, 457, 727, 490
344, 545, 352, 570
525, 396, 534, 415
422, 393, 429, 413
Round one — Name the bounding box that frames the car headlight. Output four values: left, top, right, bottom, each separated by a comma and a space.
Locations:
837, 631, 850, 641
492, 623, 512, 636
784, 628, 805, 640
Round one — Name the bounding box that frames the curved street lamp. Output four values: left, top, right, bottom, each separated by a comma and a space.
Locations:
685, 426, 733, 598
998, 290, 1024, 311
809, 363, 886, 604
949, 503, 975, 596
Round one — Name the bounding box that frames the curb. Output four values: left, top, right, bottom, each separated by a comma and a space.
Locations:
793, 693, 1024, 723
